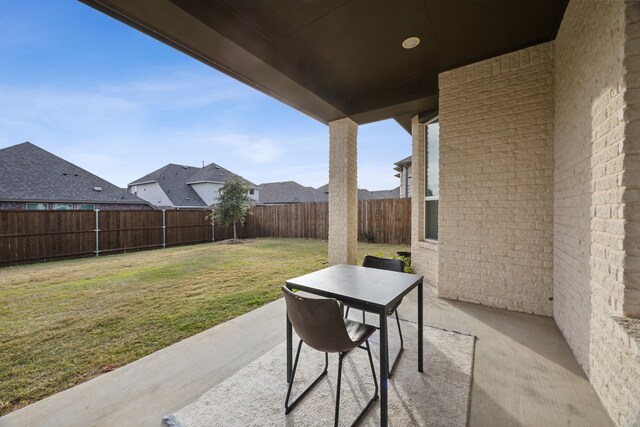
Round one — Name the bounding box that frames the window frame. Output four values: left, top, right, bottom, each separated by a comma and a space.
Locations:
424, 116, 439, 242
26, 202, 49, 210
52, 203, 73, 211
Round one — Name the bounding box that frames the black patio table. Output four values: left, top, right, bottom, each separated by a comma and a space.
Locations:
285, 264, 424, 427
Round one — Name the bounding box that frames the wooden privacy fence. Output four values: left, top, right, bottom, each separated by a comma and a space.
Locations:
0, 209, 241, 265
244, 198, 411, 245
0, 198, 410, 266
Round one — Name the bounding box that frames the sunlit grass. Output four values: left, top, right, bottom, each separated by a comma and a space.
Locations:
0, 238, 407, 415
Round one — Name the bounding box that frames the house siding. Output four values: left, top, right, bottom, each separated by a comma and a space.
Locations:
190, 182, 222, 206
399, 164, 412, 198
436, 43, 555, 316
554, 1, 640, 425
130, 182, 173, 208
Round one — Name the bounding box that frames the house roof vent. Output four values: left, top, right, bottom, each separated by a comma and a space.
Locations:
93, 186, 102, 192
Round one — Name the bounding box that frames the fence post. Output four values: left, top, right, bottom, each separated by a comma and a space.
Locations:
94, 209, 100, 256
211, 209, 215, 242
162, 209, 166, 248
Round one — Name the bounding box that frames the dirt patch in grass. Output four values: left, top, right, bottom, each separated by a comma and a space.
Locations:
0, 238, 408, 415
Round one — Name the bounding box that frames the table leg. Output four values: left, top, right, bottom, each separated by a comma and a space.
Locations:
379, 309, 388, 427
418, 279, 423, 373
286, 282, 293, 383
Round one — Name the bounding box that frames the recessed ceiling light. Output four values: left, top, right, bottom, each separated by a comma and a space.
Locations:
402, 36, 420, 49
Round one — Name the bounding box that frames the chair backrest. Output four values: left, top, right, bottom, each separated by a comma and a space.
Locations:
282, 286, 356, 353
362, 255, 404, 273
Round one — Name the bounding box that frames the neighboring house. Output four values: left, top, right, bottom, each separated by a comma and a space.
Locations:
0, 142, 152, 211
369, 187, 401, 199
317, 183, 400, 200
128, 163, 259, 209
393, 156, 412, 198
259, 181, 327, 204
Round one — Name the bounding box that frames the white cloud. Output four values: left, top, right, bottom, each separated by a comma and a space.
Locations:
0, 69, 408, 191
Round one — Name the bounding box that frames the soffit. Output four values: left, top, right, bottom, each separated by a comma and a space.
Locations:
82, 0, 567, 129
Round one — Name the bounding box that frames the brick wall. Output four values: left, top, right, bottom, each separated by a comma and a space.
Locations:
97, 203, 154, 211
436, 43, 555, 315
328, 117, 358, 265
0, 201, 25, 209
623, 1, 640, 319
0, 201, 153, 210
554, 1, 640, 425
553, 0, 610, 372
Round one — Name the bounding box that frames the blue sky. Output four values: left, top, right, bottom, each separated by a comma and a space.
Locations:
0, 1, 411, 190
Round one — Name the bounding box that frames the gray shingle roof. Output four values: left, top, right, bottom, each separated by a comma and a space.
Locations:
394, 156, 412, 166
369, 187, 401, 199
129, 162, 256, 208
187, 162, 256, 187
0, 142, 150, 205
316, 183, 400, 200
259, 181, 328, 204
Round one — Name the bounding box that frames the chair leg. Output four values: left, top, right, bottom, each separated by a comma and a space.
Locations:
388, 310, 404, 378
334, 353, 344, 427
362, 310, 366, 324
285, 340, 329, 414
344, 306, 350, 318
287, 342, 378, 425
350, 340, 380, 426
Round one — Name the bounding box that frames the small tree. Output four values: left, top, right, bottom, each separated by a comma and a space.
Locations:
209, 177, 253, 242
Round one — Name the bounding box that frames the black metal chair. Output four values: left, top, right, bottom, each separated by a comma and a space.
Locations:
345, 255, 405, 377
282, 286, 378, 426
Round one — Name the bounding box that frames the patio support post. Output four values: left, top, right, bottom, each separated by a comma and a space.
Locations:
328, 117, 358, 265
411, 115, 425, 246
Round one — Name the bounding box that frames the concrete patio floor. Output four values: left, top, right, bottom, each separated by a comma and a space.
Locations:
0, 284, 613, 427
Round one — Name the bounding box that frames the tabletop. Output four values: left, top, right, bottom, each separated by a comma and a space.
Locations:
285, 264, 423, 310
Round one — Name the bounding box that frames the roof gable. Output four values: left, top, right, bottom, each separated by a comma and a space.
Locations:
129, 162, 256, 207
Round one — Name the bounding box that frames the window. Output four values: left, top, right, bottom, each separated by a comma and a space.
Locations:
249, 189, 254, 195
425, 118, 439, 240
77, 204, 95, 210
26, 203, 48, 210
52, 203, 73, 211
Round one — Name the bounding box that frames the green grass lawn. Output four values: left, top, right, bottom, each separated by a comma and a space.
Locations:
0, 238, 408, 416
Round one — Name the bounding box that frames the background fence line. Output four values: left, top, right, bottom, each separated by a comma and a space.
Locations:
0, 198, 410, 266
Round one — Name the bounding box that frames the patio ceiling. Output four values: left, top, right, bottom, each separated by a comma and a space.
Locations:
81, 0, 567, 132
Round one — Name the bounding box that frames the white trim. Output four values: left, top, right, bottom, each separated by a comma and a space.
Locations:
128, 180, 156, 186
187, 180, 225, 185
424, 116, 440, 241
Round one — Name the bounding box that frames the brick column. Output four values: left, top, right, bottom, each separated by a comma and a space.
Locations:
411, 115, 425, 246
328, 118, 358, 265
